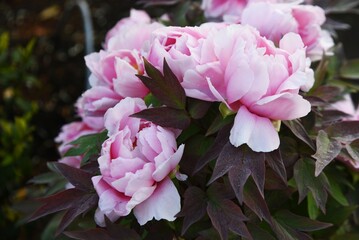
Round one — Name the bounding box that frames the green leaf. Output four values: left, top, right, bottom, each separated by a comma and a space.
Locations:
327, 175, 349, 206
274, 210, 332, 232
28, 172, 63, 185
247, 223, 276, 240
271, 217, 311, 240
340, 59, 359, 79
205, 114, 234, 137
331, 233, 359, 240
64, 131, 108, 165
293, 158, 330, 213
69, 131, 107, 146
144, 93, 161, 107
313, 130, 342, 176
187, 98, 212, 119
307, 192, 320, 219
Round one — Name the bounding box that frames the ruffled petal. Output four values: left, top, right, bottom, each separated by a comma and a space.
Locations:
133, 177, 180, 225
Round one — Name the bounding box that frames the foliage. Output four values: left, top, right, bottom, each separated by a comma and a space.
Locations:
0, 32, 39, 238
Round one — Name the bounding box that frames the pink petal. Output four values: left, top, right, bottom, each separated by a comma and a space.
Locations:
250, 92, 311, 120
152, 144, 185, 182
230, 106, 279, 152
133, 177, 180, 225
226, 61, 254, 104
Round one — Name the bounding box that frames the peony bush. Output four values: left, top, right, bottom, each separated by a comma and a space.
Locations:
29, 1, 359, 239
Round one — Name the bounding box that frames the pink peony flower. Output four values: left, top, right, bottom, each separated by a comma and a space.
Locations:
104, 9, 163, 52
55, 121, 99, 168
79, 49, 149, 130
85, 50, 147, 94
147, 23, 313, 152
238, 2, 334, 60
92, 97, 184, 226
201, 0, 280, 20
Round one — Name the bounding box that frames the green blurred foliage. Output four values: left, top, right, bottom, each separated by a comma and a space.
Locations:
0, 32, 39, 237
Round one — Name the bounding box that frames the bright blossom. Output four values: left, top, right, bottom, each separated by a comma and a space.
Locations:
104, 9, 163, 52
77, 49, 149, 120
201, 0, 279, 19
92, 98, 184, 226
55, 121, 98, 168
241, 2, 334, 60
147, 23, 313, 152
75, 9, 162, 131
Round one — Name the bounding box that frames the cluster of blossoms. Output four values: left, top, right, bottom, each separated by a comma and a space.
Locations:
56, 0, 335, 227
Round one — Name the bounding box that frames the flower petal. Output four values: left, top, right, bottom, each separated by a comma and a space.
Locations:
230, 106, 279, 152
152, 144, 185, 182
133, 177, 180, 225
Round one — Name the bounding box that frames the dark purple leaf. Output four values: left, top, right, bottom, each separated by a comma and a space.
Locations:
139, 58, 186, 109
208, 142, 241, 184
207, 191, 251, 240
283, 120, 316, 151
265, 150, 287, 184
274, 210, 332, 232
321, 110, 351, 125
56, 193, 98, 235
138, 0, 180, 7
313, 130, 342, 176
104, 218, 141, 240
325, 121, 359, 142
131, 107, 190, 129
28, 189, 87, 221
293, 158, 330, 213
279, 137, 300, 168
65, 229, 114, 240
345, 139, 359, 163
264, 169, 288, 190
194, 125, 231, 173
243, 178, 271, 223
271, 217, 312, 240
64, 219, 140, 240
52, 162, 94, 191
187, 98, 212, 119
309, 85, 342, 102
176, 187, 207, 235
209, 144, 265, 203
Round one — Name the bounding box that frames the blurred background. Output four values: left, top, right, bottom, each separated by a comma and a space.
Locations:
0, 0, 358, 239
